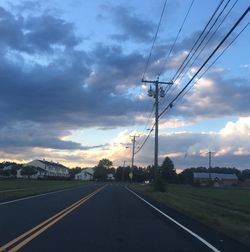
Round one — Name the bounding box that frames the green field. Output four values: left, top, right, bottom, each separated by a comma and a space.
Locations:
132, 184, 250, 247
0, 179, 88, 202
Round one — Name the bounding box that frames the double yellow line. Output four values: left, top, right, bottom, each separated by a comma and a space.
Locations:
0, 185, 106, 252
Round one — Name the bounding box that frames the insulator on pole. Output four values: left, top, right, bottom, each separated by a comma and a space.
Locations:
148, 85, 154, 97
160, 87, 165, 97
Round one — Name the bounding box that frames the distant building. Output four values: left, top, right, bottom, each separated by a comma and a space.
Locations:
193, 172, 238, 186
107, 173, 115, 181
3, 165, 13, 171
16, 160, 70, 179
75, 168, 94, 181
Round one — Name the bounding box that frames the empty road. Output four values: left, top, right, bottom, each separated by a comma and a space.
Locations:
0, 183, 248, 252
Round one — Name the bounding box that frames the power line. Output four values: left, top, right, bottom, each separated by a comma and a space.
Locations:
163, 0, 237, 107
133, 0, 168, 136
159, 5, 250, 119
158, 0, 195, 77
136, 104, 155, 147
174, 20, 250, 106
174, 0, 233, 83
134, 123, 155, 155
142, 0, 169, 80
159, 0, 228, 110
171, 0, 225, 82
131, 135, 139, 169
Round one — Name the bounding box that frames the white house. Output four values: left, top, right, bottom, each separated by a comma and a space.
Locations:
23, 159, 70, 178
75, 168, 94, 181
107, 173, 115, 181
3, 165, 13, 171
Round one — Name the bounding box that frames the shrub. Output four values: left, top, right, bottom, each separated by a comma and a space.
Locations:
154, 178, 166, 192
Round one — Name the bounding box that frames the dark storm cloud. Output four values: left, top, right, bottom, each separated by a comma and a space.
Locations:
0, 5, 150, 151
0, 121, 108, 150
16, 1, 41, 11
0, 42, 146, 129
0, 4, 249, 154
105, 5, 155, 43
25, 15, 80, 52
0, 6, 80, 53
89, 43, 145, 90
0, 6, 24, 52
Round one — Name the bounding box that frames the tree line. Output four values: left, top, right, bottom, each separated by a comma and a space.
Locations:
91, 157, 250, 183
1, 159, 250, 183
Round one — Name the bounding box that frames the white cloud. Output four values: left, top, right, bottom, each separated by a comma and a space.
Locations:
220, 117, 250, 136
159, 118, 193, 129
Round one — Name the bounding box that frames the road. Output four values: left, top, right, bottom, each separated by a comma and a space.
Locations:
0, 183, 248, 252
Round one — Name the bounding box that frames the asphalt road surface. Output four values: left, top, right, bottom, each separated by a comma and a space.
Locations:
0, 184, 248, 252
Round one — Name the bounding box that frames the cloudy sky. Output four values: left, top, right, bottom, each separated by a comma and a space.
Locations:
0, 0, 249, 170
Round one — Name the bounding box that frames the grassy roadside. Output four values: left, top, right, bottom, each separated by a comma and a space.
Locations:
0, 180, 89, 202
131, 183, 250, 247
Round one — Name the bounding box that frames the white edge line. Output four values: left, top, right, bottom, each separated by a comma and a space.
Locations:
0, 186, 82, 206
125, 186, 220, 252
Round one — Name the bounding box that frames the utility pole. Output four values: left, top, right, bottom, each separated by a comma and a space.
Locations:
131, 135, 139, 169
208, 151, 215, 180
122, 161, 126, 182
142, 76, 173, 180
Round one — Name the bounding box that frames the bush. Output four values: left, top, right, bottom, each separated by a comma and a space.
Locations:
193, 180, 201, 187
154, 178, 166, 192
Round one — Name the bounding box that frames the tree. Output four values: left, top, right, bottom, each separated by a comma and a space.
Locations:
21, 166, 37, 179
94, 159, 113, 181
0, 162, 23, 177
98, 159, 113, 169
69, 167, 82, 179
160, 157, 176, 182
242, 169, 250, 181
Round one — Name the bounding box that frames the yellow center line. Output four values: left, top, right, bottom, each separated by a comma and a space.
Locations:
0, 185, 106, 252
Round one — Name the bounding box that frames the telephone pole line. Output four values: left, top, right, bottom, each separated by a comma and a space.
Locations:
131, 135, 139, 169
208, 150, 215, 180
122, 161, 126, 182
142, 76, 173, 180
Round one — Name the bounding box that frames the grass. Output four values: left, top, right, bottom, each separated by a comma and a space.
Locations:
0, 179, 89, 202
131, 183, 250, 247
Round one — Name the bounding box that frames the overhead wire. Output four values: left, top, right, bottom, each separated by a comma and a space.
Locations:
135, 0, 226, 155
158, 0, 195, 77
142, 0, 169, 81
160, 0, 227, 108
136, 104, 155, 147
134, 0, 195, 155
134, 123, 155, 155
132, 0, 169, 137
174, 0, 232, 84
171, 0, 225, 82
174, 20, 250, 107
163, 0, 236, 107
132, 0, 169, 154
159, 5, 250, 119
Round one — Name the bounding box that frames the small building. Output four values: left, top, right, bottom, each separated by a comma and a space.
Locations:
193, 172, 238, 186
107, 173, 115, 181
75, 168, 94, 181
3, 165, 13, 171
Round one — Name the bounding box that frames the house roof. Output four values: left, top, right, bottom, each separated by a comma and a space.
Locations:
38, 160, 68, 169
75, 168, 94, 176
35, 167, 48, 173
193, 172, 238, 180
